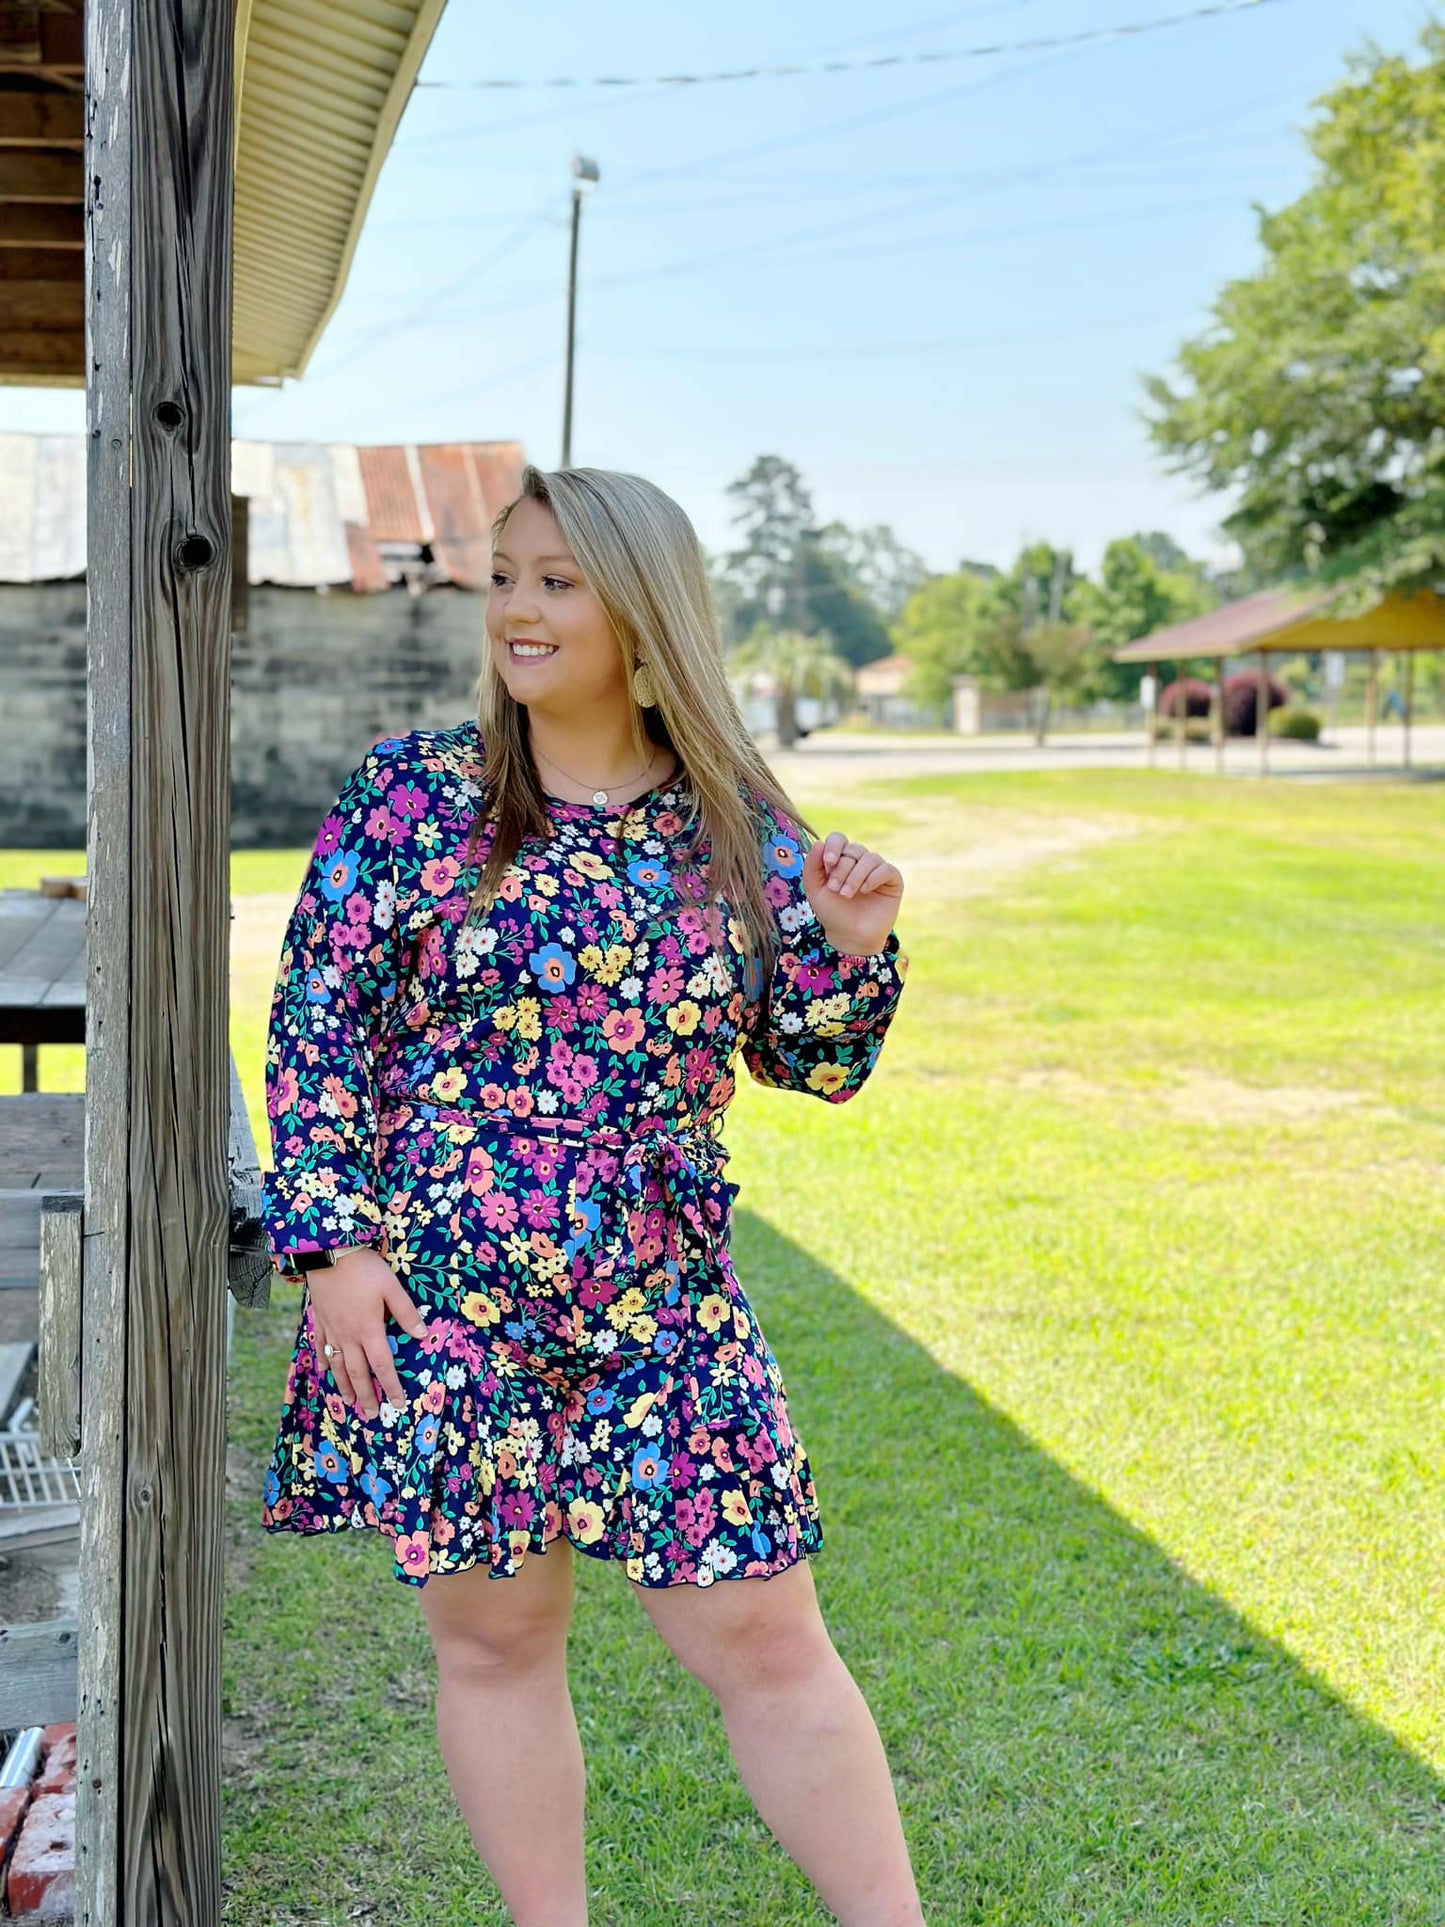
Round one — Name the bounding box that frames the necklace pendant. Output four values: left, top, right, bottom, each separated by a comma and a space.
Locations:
592, 788, 609, 807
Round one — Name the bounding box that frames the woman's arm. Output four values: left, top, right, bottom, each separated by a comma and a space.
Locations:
740, 805, 908, 1103
260, 743, 411, 1281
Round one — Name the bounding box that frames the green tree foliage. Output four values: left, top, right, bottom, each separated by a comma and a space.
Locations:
719, 454, 891, 667
893, 570, 999, 711
816, 521, 930, 622
1075, 534, 1217, 699
1145, 24, 1445, 602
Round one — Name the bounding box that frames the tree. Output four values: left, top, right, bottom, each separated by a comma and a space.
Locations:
718, 454, 892, 666
1074, 533, 1217, 700
730, 625, 856, 749
892, 570, 999, 713
984, 610, 1094, 744
1145, 24, 1445, 604
796, 543, 892, 668
816, 522, 929, 622
979, 544, 1094, 742
724, 455, 814, 608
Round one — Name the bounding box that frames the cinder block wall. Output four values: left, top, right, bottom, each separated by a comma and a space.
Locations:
0, 584, 489, 848
0, 582, 88, 846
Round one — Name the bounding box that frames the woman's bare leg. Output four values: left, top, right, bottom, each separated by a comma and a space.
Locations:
416, 1541, 587, 1926
634, 1559, 924, 1927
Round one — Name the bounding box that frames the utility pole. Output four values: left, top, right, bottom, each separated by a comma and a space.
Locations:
561, 154, 599, 468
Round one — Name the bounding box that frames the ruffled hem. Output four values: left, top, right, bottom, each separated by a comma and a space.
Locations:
259, 1289, 823, 1590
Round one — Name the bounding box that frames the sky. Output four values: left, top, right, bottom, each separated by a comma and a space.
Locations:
0, 0, 1436, 576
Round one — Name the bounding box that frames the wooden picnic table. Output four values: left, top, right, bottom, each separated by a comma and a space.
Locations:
0, 888, 86, 1092
0, 889, 87, 1315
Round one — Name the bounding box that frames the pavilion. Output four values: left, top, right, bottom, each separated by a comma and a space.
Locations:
1112, 587, 1445, 772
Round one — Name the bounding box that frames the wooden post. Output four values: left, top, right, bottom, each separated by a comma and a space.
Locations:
1365, 648, 1379, 767
1402, 650, 1414, 771
1214, 656, 1226, 774
81, 0, 234, 1918
1257, 648, 1269, 775
1174, 659, 1187, 769
1147, 662, 1158, 768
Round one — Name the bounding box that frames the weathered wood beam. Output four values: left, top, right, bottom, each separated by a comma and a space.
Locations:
0, 150, 84, 199
0, 204, 83, 244
82, 0, 235, 1915
0, 94, 84, 144
0, 1620, 78, 1729
38, 1191, 81, 1459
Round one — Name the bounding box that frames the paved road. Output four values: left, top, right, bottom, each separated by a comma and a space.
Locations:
768, 725, 1445, 789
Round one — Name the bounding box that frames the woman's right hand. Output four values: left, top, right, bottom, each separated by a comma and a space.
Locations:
305, 1247, 431, 1423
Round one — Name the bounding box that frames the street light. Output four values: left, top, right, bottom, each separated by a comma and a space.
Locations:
561, 154, 600, 468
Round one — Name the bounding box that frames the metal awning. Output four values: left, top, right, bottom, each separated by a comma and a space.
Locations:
0, 0, 446, 386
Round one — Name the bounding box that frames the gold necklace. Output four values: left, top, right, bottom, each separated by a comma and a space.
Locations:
535, 742, 664, 808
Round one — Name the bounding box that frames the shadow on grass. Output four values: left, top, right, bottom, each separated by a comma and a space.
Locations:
222, 1213, 1443, 1927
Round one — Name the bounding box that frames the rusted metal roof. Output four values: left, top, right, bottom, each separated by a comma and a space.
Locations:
0, 433, 524, 591
1111, 590, 1329, 662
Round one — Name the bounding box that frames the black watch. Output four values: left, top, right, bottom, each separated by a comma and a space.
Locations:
290, 1247, 340, 1273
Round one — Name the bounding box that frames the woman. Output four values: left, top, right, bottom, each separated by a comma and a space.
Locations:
259, 465, 919, 1925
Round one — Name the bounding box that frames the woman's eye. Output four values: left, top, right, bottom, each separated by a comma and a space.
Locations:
542, 576, 572, 592
489, 572, 509, 588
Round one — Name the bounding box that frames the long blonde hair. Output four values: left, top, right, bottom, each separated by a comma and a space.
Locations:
461, 464, 814, 989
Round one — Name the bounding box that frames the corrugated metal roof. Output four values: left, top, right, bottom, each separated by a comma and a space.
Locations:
233, 0, 449, 384
0, 1, 449, 387
0, 433, 524, 591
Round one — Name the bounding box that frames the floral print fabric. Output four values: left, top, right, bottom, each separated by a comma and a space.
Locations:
259, 719, 907, 1589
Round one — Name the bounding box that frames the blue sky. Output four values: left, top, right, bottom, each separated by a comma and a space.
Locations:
2, 0, 1434, 574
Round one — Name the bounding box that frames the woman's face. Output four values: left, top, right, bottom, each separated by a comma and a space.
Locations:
487, 498, 627, 716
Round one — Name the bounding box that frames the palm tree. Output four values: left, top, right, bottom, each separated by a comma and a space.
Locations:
730, 624, 856, 748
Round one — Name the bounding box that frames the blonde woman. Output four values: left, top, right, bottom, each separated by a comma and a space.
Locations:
259, 465, 919, 1925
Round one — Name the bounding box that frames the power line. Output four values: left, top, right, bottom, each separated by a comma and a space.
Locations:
415, 0, 1283, 91
579, 309, 1205, 364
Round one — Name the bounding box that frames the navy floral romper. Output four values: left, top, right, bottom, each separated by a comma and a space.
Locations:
259, 719, 908, 1590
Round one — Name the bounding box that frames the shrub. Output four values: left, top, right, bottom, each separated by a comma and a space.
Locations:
1158, 676, 1214, 719
1269, 707, 1323, 741
1223, 670, 1288, 737
1149, 717, 1213, 743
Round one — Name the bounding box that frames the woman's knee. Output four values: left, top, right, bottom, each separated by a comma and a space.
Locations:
641, 1564, 836, 1699
419, 1545, 573, 1683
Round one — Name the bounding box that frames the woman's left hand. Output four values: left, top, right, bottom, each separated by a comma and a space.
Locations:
803, 832, 905, 955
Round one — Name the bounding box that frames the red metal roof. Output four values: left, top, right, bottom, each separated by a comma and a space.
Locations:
1112, 588, 1331, 662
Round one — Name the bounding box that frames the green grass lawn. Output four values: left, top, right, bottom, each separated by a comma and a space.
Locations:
9, 769, 1444, 1922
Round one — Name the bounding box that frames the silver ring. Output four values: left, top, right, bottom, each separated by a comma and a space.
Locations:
322, 1343, 337, 1359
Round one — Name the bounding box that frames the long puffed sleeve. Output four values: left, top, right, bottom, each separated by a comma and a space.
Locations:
260, 742, 411, 1281
740, 803, 908, 1101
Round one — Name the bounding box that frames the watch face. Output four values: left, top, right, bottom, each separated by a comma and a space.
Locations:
293, 1248, 335, 1272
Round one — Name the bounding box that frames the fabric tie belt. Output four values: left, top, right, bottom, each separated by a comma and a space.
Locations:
376, 1095, 736, 1298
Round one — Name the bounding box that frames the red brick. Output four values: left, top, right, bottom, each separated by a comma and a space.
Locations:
0, 1785, 30, 1863
34, 1732, 75, 1798
39, 1725, 74, 1756
33, 1746, 74, 1799
7, 1789, 75, 1918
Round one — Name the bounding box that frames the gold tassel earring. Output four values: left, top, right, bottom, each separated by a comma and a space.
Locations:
632, 659, 658, 708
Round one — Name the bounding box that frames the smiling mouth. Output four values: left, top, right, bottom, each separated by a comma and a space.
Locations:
507, 639, 558, 660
